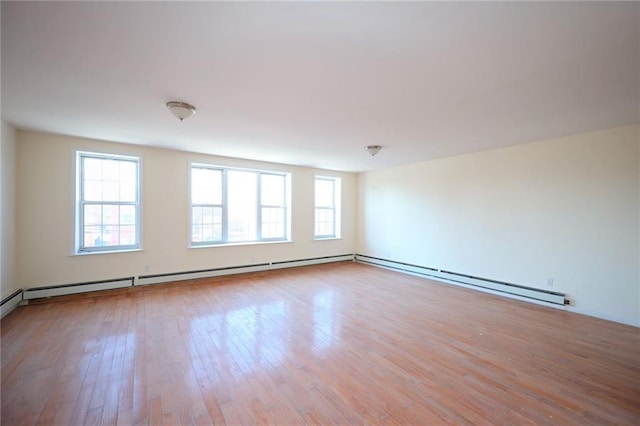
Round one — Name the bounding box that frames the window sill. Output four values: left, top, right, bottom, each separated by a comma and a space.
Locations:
313, 236, 342, 241
189, 240, 292, 249
72, 248, 143, 256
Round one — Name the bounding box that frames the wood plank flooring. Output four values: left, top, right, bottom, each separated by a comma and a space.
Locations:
2, 262, 639, 425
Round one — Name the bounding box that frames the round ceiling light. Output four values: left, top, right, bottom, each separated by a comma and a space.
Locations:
166, 101, 197, 121
366, 145, 382, 156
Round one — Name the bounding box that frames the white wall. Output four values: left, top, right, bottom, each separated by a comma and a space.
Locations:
1, 121, 18, 299
16, 130, 356, 288
357, 125, 640, 326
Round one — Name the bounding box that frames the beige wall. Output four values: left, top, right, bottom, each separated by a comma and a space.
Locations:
15, 130, 356, 288
1, 121, 18, 299
12, 125, 640, 326
357, 125, 640, 326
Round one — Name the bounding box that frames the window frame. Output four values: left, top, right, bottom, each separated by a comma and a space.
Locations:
75, 151, 141, 254
258, 172, 289, 242
189, 163, 291, 247
190, 165, 225, 244
314, 175, 341, 240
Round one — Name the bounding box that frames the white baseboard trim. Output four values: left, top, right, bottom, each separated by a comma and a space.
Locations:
1, 290, 23, 318
270, 254, 354, 270
136, 254, 354, 287
136, 263, 271, 286
23, 278, 134, 300
355, 254, 567, 306
19, 254, 355, 300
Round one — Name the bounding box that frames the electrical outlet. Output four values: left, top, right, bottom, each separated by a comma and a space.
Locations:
546, 278, 554, 287
144, 265, 150, 273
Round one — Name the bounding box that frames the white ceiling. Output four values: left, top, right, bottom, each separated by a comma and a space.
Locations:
2, 2, 638, 172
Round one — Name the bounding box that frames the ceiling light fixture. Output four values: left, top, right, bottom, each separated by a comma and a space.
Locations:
366, 145, 382, 156
166, 101, 196, 121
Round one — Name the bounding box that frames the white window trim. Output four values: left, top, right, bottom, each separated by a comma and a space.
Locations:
314, 175, 342, 240
189, 163, 291, 247
190, 165, 225, 245
75, 151, 141, 254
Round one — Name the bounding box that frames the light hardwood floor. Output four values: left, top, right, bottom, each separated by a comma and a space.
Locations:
2, 262, 639, 425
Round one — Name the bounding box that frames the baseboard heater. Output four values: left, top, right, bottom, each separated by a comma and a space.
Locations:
22, 277, 134, 300
16, 254, 353, 302
1, 289, 24, 318
136, 254, 354, 286
355, 254, 568, 306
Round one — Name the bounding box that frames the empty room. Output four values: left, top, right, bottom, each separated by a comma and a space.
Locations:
1, 1, 639, 425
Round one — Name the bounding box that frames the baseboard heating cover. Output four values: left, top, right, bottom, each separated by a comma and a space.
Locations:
136, 254, 354, 286
137, 263, 271, 286
1, 289, 23, 318
270, 254, 354, 269
23, 277, 134, 300
14, 255, 353, 301
355, 254, 567, 306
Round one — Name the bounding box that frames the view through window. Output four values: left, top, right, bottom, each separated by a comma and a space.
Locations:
77, 152, 140, 253
314, 176, 341, 238
191, 165, 289, 245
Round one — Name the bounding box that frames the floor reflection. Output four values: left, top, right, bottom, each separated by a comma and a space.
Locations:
190, 287, 343, 375
191, 300, 287, 374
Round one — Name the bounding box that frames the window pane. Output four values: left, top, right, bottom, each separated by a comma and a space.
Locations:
192, 206, 203, 225
190, 165, 289, 245
315, 222, 333, 237
315, 207, 335, 236
228, 170, 257, 242
102, 159, 120, 181
315, 179, 334, 207
78, 152, 140, 252
211, 224, 222, 241
120, 225, 136, 245
202, 207, 214, 224
202, 225, 214, 242
262, 207, 284, 239
314, 176, 340, 238
83, 158, 102, 180
212, 207, 222, 224
84, 205, 102, 226
102, 225, 120, 246
261, 174, 284, 206
192, 225, 203, 242
192, 168, 222, 204
102, 182, 119, 202
119, 182, 136, 202
120, 205, 136, 225
191, 206, 223, 244
84, 180, 102, 201
103, 205, 119, 225
119, 161, 137, 183
83, 226, 102, 247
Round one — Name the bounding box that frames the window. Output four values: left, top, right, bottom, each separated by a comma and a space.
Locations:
76, 152, 140, 253
190, 164, 289, 246
314, 176, 341, 239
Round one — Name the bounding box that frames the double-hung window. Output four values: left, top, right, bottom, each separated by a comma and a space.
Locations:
76, 151, 140, 253
259, 173, 287, 240
314, 176, 341, 239
190, 164, 290, 246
